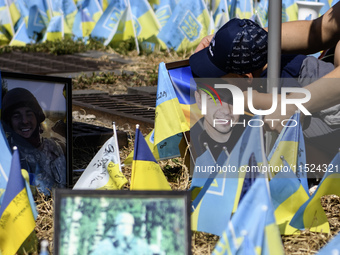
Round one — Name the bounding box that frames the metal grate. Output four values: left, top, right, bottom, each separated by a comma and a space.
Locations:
0, 51, 121, 75
72, 93, 156, 132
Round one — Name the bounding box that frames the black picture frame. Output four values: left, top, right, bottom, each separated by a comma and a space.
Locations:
1, 71, 72, 188
54, 189, 192, 255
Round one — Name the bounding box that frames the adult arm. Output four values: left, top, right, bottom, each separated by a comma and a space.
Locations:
264, 66, 340, 132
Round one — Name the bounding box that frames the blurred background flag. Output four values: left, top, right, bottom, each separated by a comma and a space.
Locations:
90, 0, 127, 45
212, 177, 284, 255
191, 115, 267, 236
154, 62, 190, 146
81, 0, 103, 23
72, 7, 95, 41
5, 0, 21, 28
9, 20, 32, 46
269, 157, 309, 235
153, 0, 178, 28
0, 124, 12, 205
229, 0, 254, 19
267, 112, 309, 194
16, 0, 29, 26
157, 0, 212, 52
213, 0, 230, 30
190, 144, 216, 200
0, 148, 36, 255
254, 0, 268, 27
62, 0, 78, 30
290, 151, 340, 234
130, 0, 161, 41
0, 0, 14, 36
27, 0, 49, 40
282, 0, 298, 22
42, 14, 64, 42
73, 132, 127, 190
130, 125, 172, 190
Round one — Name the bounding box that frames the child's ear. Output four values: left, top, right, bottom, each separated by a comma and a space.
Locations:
244, 73, 253, 84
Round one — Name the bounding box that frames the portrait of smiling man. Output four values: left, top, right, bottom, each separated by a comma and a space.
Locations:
2, 87, 67, 195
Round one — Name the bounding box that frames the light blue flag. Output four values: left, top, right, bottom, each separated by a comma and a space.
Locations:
317, 0, 331, 16
157, 0, 211, 52
153, 0, 178, 27
269, 158, 309, 235
191, 115, 268, 236
255, 0, 268, 27
190, 146, 216, 200
267, 112, 309, 194
213, 0, 229, 30
0, 124, 12, 205
212, 177, 284, 255
27, 0, 49, 39
81, 0, 103, 23
9, 20, 33, 46
16, 0, 29, 24
72, 7, 95, 41
282, 0, 298, 22
90, 0, 127, 45
290, 152, 340, 234
229, 0, 253, 19
191, 148, 228, 212
62, 0, 78, 29
317, 231, 340, 255
42, 14, 63, 42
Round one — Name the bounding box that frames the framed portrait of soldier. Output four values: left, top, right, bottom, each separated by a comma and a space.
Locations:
54, 190, 191, 255
1, 71, 72, 193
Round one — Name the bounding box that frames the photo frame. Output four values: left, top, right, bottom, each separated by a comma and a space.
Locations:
1, 71, 72, 189
54, 189, 191, 255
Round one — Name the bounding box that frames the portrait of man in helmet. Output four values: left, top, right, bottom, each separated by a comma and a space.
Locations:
1, 86, 67, 195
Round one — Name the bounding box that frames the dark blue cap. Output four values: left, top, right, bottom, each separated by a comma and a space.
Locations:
189, 18, 268, 78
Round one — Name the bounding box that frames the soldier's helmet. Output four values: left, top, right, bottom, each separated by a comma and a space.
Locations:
114, 212, 135, 225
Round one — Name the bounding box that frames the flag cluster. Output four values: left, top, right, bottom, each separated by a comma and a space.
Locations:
3, 0, 338, 50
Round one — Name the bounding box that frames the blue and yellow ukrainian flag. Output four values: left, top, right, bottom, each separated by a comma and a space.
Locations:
111, 1, 138, 49
130, 0, 161, 41
6, 0, 21, 28
213, 0, 229, 30
290, 151, 340, 233
157, 0, 212, 52
130, 126, 172, 190
255, 0, 268, 27
81, 0, 103, 23
212, 177, 284, 255
90, 0, 126, 45
15, 0, 29, 26
229, 0, 253, 19
0, 148, 36, 255
124, 128, 182, 165
0, 124, 11, 204
72, 7, 95, 41
153, 0, 178, 28
268, 112, 309, 193
190, 146, 216, 200
154, 62, 190, 146
0, 0, 14, 36
269, 158, 309, 235
282, 0, 298, 22
27, 0, 49, 39
62, 0, 78, 31
42, 15, 63, 42
9, 20, 32, 46
191, 115, 267, 236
